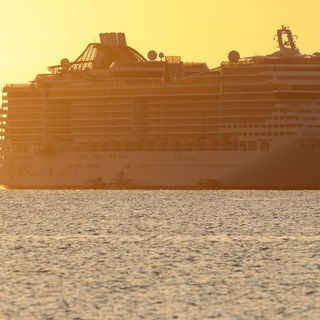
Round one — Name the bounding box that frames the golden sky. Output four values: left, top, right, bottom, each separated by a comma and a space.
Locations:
0, 0, 319, 88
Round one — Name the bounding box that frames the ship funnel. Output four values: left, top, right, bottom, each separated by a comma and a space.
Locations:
116, 33, 127, 46
99, 32, 127, 46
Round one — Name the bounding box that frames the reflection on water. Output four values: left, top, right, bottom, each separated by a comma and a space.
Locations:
0, 190, 320, 319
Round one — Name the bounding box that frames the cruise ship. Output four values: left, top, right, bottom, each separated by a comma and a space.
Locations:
1, 26, 320, 189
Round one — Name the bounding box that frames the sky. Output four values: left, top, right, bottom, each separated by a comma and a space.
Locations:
0, 0, 319, 89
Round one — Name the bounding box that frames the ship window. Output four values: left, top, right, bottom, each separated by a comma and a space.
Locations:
248, 141, 257, 151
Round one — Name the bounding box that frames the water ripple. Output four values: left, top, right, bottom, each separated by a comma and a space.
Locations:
0, 190, 320, 319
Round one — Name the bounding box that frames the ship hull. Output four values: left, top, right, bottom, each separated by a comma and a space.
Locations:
1, 137, 320, 189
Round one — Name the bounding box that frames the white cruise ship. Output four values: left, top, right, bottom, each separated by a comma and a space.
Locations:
1, 26, 320, 189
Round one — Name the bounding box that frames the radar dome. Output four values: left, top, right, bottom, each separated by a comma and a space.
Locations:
60, 58, 70, 69
148, 50, 157, 61
228, 50, 240, 63
159, 52, 164, 60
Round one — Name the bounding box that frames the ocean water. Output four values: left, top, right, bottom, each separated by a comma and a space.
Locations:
0, 190, 320, 319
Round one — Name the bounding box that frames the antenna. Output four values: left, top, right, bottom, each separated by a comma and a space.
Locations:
276, 26, 300, 55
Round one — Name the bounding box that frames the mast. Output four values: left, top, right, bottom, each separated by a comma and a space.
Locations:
276, 25, 300, 55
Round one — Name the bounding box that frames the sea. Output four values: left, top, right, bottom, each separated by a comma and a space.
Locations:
0, 190, 320, 319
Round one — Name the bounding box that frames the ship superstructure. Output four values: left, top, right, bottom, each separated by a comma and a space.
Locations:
1, 27, 320, 189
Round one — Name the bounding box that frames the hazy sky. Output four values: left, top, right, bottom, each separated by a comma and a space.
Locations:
0, 0, 318, 88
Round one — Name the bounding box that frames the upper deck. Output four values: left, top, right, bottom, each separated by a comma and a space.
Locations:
2, 27, 320, 152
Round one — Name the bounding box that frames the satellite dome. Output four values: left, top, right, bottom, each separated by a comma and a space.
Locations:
159, 52, 164, 59
60, 58, 70, 69
148, 50, 157, 61
228, 50, 240, 63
